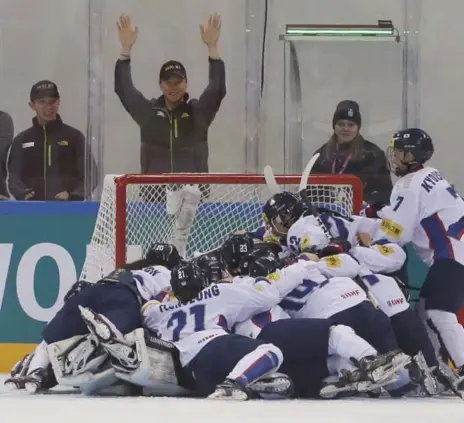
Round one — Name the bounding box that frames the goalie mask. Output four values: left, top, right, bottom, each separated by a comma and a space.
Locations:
262, 192, 305, 239
387, 128, 434, 177
171, 263, 209, 303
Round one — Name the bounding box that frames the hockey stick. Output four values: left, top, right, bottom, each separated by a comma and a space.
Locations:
264, 165, 281, 195
297, 155, 380, 309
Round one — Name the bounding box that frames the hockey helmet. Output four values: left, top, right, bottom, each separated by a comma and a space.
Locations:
220, 233, 255, 273
262, 192, 306, 238
388, 128, 434, 176
170, 262, 209, 302
194, 254, 229, 284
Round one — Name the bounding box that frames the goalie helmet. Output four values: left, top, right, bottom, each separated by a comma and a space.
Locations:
262, 192, 306, 239
388, 128, 434, 176
220, 233, 255, 273
171, 262, 209, 302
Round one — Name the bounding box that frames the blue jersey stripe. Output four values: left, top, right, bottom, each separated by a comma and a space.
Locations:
420, 213, 455, 260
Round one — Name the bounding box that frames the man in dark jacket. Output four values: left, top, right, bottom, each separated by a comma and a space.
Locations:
115, 13, 226, 175
8, 80, 97, 201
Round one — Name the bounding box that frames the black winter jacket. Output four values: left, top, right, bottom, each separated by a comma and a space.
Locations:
312, 139, 393, 205
8, 116, 96, 200
115, 57, 226, 174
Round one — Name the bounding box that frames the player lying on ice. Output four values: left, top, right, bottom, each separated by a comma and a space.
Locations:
197, 246, 411, 399
4, 243, 183, 395
6, 238, 408, 400
219, 233, 431, 397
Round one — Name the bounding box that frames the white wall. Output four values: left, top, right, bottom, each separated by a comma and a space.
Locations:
1, 0, 464, 191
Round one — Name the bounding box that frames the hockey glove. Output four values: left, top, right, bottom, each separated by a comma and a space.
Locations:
319, 238, 352, 257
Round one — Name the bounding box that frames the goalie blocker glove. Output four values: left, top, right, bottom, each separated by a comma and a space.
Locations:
318, 238, 352, 258
146, 243, 182, 270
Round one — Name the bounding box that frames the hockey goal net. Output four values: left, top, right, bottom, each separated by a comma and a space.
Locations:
80, 173, 363, 282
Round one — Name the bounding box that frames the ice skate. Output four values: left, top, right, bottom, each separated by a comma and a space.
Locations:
408, 351, 439, 396
357, 349, 411, 383
208, 378, 251, 401
320, 368, 397, 399
248, 372, 294, 399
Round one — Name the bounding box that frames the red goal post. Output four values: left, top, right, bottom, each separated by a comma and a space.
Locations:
80, 173, 363, 282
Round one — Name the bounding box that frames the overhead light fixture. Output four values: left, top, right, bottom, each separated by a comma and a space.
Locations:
282, 21, 399, 42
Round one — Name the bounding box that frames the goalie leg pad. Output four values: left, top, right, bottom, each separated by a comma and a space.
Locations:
115, 329, 192, 396
48, 335, 109, 387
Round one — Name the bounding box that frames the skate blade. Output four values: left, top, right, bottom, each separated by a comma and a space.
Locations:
207, 388, 249, 401
370, 353, 411, 383
25, 382, 39, 394
250, 376, 293, 394
320, 382, 358, 399
78, 306, 113, 342
4, 381, 21, 391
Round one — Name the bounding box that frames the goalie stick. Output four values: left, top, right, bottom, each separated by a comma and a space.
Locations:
264, 154, 380, 309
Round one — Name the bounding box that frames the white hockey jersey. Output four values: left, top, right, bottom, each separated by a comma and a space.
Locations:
377, 166, 464, 267
131, 265, 171, 302
276, 257, 366, 319
142, 270, 308, 366
287, 215, 405, 274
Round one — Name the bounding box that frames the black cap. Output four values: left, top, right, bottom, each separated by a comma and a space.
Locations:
30, 80, 60, 102
332, 100, 361, 128
159, 60, 187, 81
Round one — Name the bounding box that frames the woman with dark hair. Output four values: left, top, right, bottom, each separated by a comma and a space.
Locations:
312, 100, 392, 205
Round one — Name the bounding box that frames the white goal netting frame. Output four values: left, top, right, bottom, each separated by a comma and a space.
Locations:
80, 173, 363, 282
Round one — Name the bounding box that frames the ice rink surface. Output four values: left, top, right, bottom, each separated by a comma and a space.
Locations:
1, 375, 463, 423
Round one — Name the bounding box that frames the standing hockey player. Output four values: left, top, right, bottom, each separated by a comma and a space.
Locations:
375, 128, 464, 386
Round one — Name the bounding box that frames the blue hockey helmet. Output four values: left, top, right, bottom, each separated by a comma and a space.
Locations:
171, 262, 209, 302
262, 192, 305, 238
388, 128, 434, 176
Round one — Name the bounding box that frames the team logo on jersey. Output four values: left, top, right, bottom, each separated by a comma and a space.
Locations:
324, 255, 341, 268
267, 272, 280, 281
380, 219, 403, 239
301, 235, 312, 251
376, 245, 395, 256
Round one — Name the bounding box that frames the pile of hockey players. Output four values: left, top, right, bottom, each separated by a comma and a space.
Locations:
5, 128, 464, 400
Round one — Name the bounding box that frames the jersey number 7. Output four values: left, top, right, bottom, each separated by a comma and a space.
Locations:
167, 305, 206, 342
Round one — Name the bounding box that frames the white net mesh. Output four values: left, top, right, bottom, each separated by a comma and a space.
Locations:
80, 173, 360, 282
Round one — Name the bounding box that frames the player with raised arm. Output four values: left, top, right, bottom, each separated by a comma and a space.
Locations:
374, 128, 464, 389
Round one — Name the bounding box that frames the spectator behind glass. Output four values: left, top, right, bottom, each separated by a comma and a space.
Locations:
312, 100, 393, 205
0, 111, 14, 200
8, 80, 97, 201
115, 13, 226, 177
